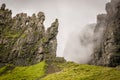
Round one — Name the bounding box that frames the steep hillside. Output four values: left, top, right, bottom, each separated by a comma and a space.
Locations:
0, 61, 120, 80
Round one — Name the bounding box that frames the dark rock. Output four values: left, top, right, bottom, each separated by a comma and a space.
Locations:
1, 4, 6, 10
91, 0, 120, 67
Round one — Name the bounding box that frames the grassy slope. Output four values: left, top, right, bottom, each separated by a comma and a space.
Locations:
0, 61, 120, 80
42, 62, 120, 80
0, 61, 46, 80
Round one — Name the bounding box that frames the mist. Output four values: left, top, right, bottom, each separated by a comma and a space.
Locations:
64, 24, 96, 63
64, 14, 107, 63
0, 0, 109, 63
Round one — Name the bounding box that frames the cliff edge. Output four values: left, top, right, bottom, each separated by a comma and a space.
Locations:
91, 0, 120, 67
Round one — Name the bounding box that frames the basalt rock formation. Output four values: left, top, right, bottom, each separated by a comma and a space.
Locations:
0, 3, 62, 66
91, 0, 120, 67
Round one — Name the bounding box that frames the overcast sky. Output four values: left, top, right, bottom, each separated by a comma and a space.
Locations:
0, 0, 109, 56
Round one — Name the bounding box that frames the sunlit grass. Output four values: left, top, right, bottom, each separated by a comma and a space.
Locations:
42, 62, 120, 80
0, 61, 120, 80
0, 61, 46, 80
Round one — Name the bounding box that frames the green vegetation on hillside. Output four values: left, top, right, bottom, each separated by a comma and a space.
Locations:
0, 61, 46, 80
42, 62, 120, 80
0, 61, 120, 80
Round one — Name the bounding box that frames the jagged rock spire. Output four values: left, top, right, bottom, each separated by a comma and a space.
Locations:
91, 0, 120, 67
1, 3, 6, 10
0, 4, 59, 66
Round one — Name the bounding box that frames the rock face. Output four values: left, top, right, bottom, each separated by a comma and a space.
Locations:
0, 4, 59, 66
91, 0, 120, 67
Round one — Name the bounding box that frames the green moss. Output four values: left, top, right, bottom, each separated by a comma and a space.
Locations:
4, 31, 20, 38
34, 31, 39, 35
0, 61, 46, 80
21, 34, 27, 38
41, 37, 47, 43
42, 62, 120, 80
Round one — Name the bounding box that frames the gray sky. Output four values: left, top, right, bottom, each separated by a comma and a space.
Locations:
0, 0, 109, 56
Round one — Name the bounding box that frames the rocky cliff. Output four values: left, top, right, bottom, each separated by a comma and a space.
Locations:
91, 0, 120, 67
0, 4, 60, 66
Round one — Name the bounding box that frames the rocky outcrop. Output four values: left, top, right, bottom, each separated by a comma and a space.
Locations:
91, 0, 120, 67
0, 4, 59, 66
90, 14, 107, 65
44, 19, 58, 60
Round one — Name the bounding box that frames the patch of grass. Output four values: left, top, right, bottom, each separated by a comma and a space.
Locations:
1, 61, 120, 80
41, 62, 120, 80
0, 61, 46, 80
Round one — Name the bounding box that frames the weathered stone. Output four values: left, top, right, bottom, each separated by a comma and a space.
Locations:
90, 14, 107, 65
44, 19, 59, 61
91, 0, 120, 67
0, 4, 61, 66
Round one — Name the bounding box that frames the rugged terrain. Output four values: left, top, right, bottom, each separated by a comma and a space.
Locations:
0, 0, 120, 80
0, 3, 64, 67
91, 0, 120, 67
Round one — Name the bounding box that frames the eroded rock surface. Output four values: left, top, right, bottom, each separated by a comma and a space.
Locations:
0, 4, 60, 66
91, 0, 120, 67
